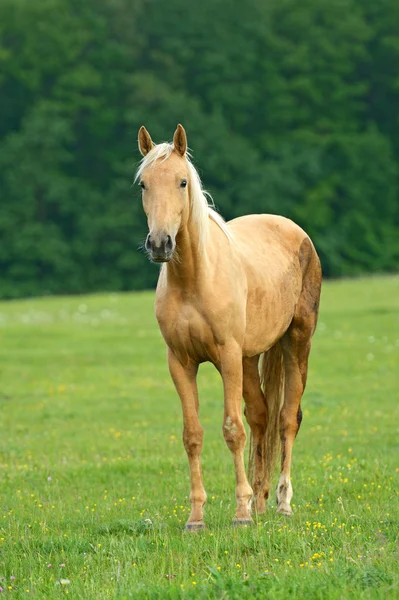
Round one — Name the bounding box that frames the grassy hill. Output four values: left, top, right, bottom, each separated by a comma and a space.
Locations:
0, 276, 398, 598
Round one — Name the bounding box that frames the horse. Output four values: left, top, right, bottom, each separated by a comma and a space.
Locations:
136, 124, 322, 530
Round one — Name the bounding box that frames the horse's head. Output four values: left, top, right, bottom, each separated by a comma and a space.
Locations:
137, 124, 189, 263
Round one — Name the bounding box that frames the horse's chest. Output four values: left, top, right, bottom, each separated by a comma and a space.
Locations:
156, 301, 219, 363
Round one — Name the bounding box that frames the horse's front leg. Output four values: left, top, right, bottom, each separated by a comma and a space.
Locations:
220, 342, 253, 524
168, 348, 206, 531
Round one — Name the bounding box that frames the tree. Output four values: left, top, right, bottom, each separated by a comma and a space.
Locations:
0, 0, 398, 297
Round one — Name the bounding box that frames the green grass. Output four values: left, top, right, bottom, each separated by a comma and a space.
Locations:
0, 275, 398, 599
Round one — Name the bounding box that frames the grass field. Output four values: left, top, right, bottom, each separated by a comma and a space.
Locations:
0, 275, 398, 599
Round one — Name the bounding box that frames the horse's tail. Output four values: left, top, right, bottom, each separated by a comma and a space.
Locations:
248, 341, 285, 493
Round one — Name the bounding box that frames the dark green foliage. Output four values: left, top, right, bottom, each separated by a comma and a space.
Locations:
0, 0, 398, 297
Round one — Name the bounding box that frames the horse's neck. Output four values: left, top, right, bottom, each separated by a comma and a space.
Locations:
166, 217, 210, 289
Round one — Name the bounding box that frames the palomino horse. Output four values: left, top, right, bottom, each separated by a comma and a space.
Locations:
136, 125, 322, 530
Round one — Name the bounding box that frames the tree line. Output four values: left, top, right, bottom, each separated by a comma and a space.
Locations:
1, 0, 398, 298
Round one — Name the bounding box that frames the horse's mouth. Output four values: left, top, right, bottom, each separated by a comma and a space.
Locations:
150, 255, 172, 263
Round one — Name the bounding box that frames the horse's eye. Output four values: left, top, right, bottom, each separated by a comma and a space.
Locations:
139, 181, 146, 190
180, 179, 187, 188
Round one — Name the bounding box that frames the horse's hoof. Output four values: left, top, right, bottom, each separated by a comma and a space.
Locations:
254, 501, 266, 515
184, 521, 206, 532
232, 518, 253, 527
255, 507, 266, 515
276, 505, 292, 517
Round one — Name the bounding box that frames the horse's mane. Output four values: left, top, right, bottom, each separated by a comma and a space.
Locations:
135, 143, 231, 249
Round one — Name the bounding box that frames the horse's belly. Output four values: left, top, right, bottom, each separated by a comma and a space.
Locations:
242, 274, 300, 356
243, 305, 294, 356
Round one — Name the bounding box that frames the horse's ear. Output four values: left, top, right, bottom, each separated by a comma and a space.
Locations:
138, 126, 154, 156
173, 124, 187, 156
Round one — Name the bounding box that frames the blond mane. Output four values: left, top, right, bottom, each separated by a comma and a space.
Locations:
135, 143, 231, 249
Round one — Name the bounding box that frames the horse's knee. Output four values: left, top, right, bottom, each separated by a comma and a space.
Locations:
223, 416, 246, 449
183, 426, 203, 457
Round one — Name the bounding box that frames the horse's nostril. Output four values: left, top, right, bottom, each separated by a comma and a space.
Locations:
165, 235, 173, 252
145, 234, 152, 251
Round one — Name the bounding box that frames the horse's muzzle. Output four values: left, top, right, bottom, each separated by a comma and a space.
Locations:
146, 233, 174, 263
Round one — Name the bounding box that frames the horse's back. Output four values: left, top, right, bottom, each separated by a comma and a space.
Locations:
227, 214, 310, 252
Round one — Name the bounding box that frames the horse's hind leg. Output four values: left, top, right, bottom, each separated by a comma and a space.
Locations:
243, 356, 268, 514
278, 326, 311, 515
278, 249, 320, 516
